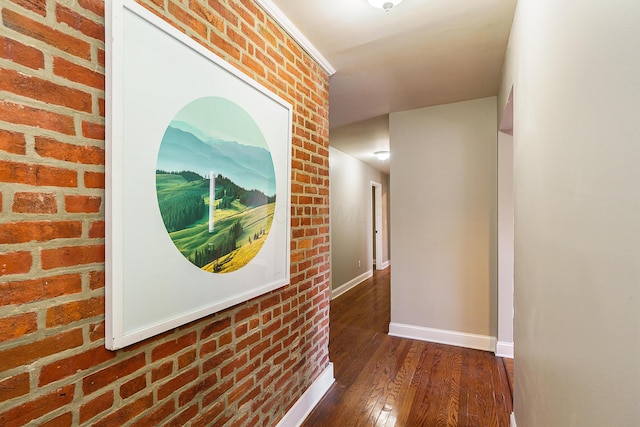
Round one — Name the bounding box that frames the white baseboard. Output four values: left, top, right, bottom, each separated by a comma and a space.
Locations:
331, 270, 373, 300
379, 260, 390, 270
276, 362, 334, 427
388, 322, 496, 352
510, 412, 517, 427
496, 341, 514, 358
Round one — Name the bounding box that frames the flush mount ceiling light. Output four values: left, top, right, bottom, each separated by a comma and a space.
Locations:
368, 0, 403, 14
375, 150, 390, 161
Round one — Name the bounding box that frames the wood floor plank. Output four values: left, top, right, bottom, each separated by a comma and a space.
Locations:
301, 269, 512, 427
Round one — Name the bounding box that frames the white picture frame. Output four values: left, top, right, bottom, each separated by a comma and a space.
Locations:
105, 0, 292, 350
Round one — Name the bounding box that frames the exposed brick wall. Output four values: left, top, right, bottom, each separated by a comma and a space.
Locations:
0, 0, 330, 425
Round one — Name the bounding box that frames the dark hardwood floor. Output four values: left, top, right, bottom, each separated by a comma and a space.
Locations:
302, 268, 513, 427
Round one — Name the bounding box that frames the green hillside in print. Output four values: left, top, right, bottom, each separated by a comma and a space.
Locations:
156, 171, 274, 273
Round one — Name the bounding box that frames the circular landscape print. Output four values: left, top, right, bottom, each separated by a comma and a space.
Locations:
155, 97, 276, 274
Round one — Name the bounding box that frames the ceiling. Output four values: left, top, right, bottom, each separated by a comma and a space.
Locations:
268, 0, 517, 174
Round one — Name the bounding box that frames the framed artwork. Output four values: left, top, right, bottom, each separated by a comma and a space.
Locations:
105, 0, 292, 350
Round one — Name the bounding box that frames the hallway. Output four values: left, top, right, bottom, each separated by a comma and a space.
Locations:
302, 268, 513, 426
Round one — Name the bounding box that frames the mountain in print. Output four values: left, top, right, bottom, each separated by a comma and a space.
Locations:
156, 124, 276, 197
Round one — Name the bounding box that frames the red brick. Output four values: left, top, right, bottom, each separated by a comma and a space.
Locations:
0, 251, 31, 277
0, 221, 82, 244
80, 391, 113, 424
220, 353, 247, 379
250, 338, 271, 361
46, 296, 105, 327
226, 26, 247, 50
0, 273, 81, 306
40, 412, 73, 427
35, 136, 105, 165
178, 349, 197, 369
0, 329, 83, 372
237, 330, 260, 351
201, 316, 231, 339
168, 2, 207, 39
219, 331, 232, 346
83, 353, 146, 395
261, 318, 282, 339
91, 394, 153, 427
0, 68, 92, 113
89, 220, 105, 238
12, 192, 57, 214
209, 32, 241, 61
152, 331, 197, 362
202, 378, 233, 407
234, 357, 260, 384
235, 303, 258, 323
202, 348, 233, 373
0, 159, 77, 187
98, 97, 105, 116
120, 374, 147, 399
129, 400, 175, 427
152, 361, 173, 383
89, 270, 105, 289
201, 334, 221, 357
260, 294, 281, 311
0, 35, 44, 69
0, 372, 29, 403
0, 384, 74, 427
64, 195, 102, 213
235, 322, 248, 338
188, 0, 224, 31
40, 244, 104, 270
39, 345, 115, 386
84, 171, 105, 188
157, 367, 199, 400
0, 129, 25, 154
227, 377, 254, 405
81, 121, 105, 140
206, 0, 238, 26
0, 101, 75, 135
0, 312, 37, 343
237, 383, 260, 408
9, 0, 47, 16
98, 47, 105, 67
166, 405, 199, 427
192, 401, 226, 427
89, 320, 105, 342
56, 4, 104, 42
2, 8, 91, 60
78, 0, 104, 17
177, 372, 217, 407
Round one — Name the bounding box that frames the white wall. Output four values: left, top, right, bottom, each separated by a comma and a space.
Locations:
503, 0, 640, 425
389, 97, 498, 347
329, 147, 390, 292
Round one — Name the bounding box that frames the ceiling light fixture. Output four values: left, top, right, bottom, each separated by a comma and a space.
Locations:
368, 0, 403, 14
375, 151, 390, 161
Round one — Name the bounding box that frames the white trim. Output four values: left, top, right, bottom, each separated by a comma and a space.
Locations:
254, 0, 336, 76
331, 270, 373, 300
510, 412, 517, 427
496, 341, 514, 358
276, 362, 334, 427
380, 260, 390, 270
389, 322, 496, 352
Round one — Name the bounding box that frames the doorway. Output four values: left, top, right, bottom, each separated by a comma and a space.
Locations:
371, 181, 383, 270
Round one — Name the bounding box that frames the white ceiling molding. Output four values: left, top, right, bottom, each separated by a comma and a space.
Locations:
254, 0, 336, 76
